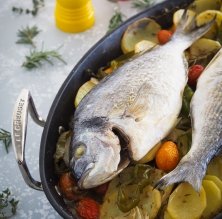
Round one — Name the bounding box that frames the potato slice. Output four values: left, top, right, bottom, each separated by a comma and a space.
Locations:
134, 40, 156, 54
202, 180, 222, 219
207, 155, 222, 180
196, 10, 222, 28
138, 185, 162, 219
100, 189, 127, 218
74, 78, 99, 107
188, 38, 221, 60
138, 142, 162, 163
164, 210, 174, 219
121, 18, 161, 54
204, 175, 222, 197
167, 182, 206, 219
188, 0, 221, 14
115, 207, 146, 219
173, 9, 196, 27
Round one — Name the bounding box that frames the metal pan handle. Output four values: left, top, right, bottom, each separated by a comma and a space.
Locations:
12, 89, 45, 191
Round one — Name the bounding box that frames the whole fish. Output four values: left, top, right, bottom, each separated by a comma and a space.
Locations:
70, 15, 213, 189
156, 48, 222, 192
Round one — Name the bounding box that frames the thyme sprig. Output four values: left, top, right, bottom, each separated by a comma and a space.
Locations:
16, 26, 41, 47
132, 0, 152, 9
22, 47, 66, 69
12, 0, 44, 16
108, 10, 124, 33
0, 188, 19, 218
0, 129, 11, 154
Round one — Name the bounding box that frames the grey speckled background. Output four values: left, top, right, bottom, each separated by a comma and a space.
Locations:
0, 0, 146, 218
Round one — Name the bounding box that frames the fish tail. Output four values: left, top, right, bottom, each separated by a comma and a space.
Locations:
155, 156, 207, 192
171, 10, 215, 50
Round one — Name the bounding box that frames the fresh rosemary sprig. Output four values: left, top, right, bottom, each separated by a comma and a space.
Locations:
12, 0, 44, 16
16, 26, 40, 47
22, 47, 67, 69
132, 0, 152, 9
108, 10, 124, 33
0, 129, 11, 154
0, 188, 19, 218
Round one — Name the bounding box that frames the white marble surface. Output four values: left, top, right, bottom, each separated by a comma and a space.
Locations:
0, 0, 115, 218
0, 0, 160, 217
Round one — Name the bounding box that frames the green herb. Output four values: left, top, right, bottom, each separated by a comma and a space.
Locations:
22, 47, 66, 69
108, 10, 124, 33
12, 0, 44, 16
0, 129, 11, 154
16, 26, 40, 47
0, 188, 19, 218
132, 0, 151, 9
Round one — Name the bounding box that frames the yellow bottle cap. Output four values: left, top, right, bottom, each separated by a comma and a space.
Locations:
55, 0, 95, 33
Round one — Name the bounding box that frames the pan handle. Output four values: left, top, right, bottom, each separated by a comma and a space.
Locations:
12, 89, 45, 191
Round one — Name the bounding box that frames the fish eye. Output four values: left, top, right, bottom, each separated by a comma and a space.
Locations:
74, 144, 86, 159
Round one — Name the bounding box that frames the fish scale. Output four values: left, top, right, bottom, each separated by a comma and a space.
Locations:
70, 15, 214, 189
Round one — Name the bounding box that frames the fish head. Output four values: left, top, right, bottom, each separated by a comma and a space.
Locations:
70, 125, 130, 189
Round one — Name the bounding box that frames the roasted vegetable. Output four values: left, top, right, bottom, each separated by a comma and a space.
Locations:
202, 180, 222, 219
196, 10, 222, 27
188, 38, 221, 64
180, 85, 194, 118
188, 0, 221, 14
188, 64, 204, 87
54, 131, 70, 174
173, 9, 196, 27
204, 175, 222, 198
155, 141, 180, 172
207, 156, 222, 180
134, 40, 156, 54
157, 30, 173, 45
138, 142, 162, 164
166, 183, 206, 219
74, 78, 99, 107
58, 172, 82, 201
121, 18, 161, 54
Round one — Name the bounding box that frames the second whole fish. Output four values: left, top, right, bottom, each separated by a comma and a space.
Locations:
156, 48, 222, 192
70, 15, 213, 189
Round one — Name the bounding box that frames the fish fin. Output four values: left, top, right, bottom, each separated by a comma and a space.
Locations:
171, 11, 215, 50
122, 83, 151, 122
155, 157, 207, 192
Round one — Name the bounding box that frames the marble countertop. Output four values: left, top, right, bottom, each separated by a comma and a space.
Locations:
0, 0, 147, 218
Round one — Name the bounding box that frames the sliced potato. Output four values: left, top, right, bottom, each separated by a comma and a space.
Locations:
134, 40, 156, 54
161, 185, 174, 204
138, 142, 162, 163
173, 9, 196, 27
188, 38, 221, 60
164, 210, 174, 219
167, 182, 206, 219
121, 18, 161, 54
115, 207, 145, 219
100, 189, 127, 218
74, 77, 99, 107
204, 175, 222, 198
188, 0, 221, 14
206, 155, 222, 180
138, 185, 162, 219
196, 10, 222, 28
202, 180, 222, 219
